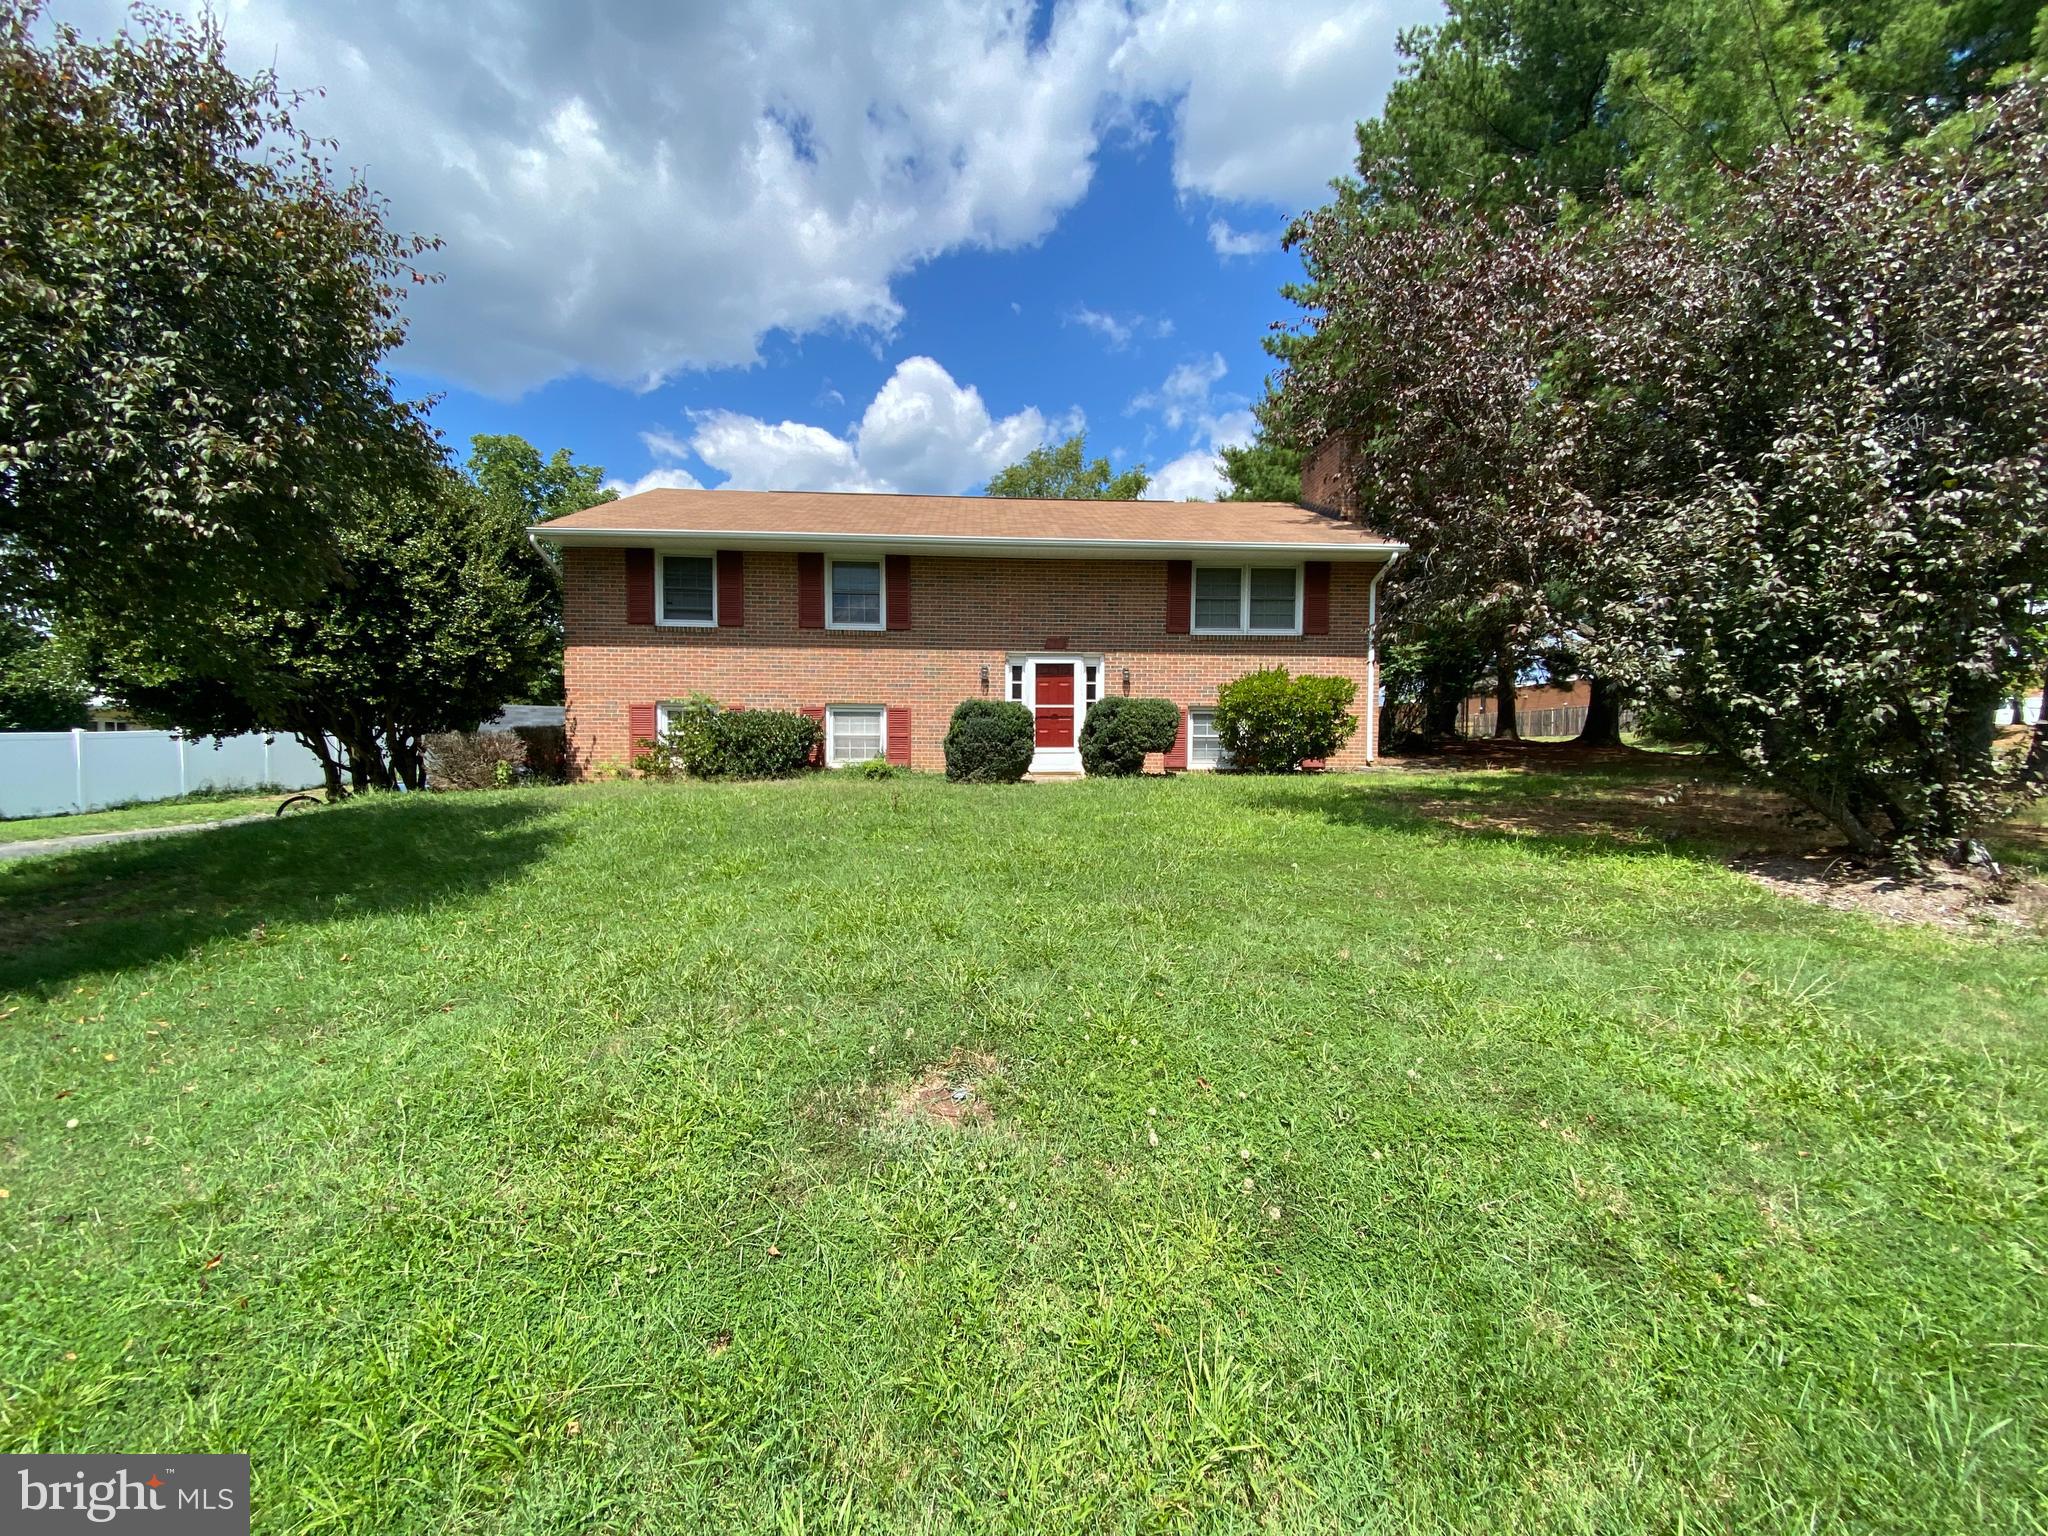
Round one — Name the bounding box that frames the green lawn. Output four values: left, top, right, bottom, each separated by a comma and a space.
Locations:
0, 768, 2042, 1533
0, 790, 294, 845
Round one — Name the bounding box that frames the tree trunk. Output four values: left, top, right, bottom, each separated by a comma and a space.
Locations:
1423, 685, 1461, 740
299, 730, 346, 801
1574, 675, 1625, 748
1491, 651, 1520, 741
2025, 668, 2048, 789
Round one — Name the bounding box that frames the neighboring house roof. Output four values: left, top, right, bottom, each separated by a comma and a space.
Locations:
531, 488, 1402, 560
487, 705, 566, 730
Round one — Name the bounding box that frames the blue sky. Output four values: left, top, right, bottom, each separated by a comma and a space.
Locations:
74, 1, 1440, 500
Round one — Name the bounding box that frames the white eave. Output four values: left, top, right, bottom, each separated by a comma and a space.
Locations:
528, 525, 1406, 562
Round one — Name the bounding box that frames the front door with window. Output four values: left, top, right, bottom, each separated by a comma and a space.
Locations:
1034, 663, 1075, 750
1010, 654, 1098, 773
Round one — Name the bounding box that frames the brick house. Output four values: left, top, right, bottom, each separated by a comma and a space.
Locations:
531, 488, 1404, 776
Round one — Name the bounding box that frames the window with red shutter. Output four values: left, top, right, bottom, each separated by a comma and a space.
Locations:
717, 550, 745, 627
625, 550, 655, 625
797, 553, 825, 628
628, 703, 658, 750
886, 705, 912, 765
885, 554, 911, 629
1303, 561, 1331, 635
1165, 560, 1191, 634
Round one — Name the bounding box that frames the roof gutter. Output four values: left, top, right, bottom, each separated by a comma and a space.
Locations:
1366, 549, 1402, 762
528, 524, 1407, 562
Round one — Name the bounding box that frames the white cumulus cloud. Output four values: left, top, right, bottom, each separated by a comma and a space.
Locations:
1131, 355, 1259, 501
57, 0, 1432, 396
630, 356, 1063, 494
1207, 218, 1274, 259
1112, 0, 1430, 210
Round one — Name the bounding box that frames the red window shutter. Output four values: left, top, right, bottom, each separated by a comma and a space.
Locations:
628, 703, 658, 750
1164, 706, 1189, 770
797, 553, 825, 629
1165, 560, 1192, 634
1303, 561, 1331, 635
801, 705, 826, 766
625, 549, 655, 625
886, 705, 911, 765
885, 554, 911, 630
717, 550, 745, 627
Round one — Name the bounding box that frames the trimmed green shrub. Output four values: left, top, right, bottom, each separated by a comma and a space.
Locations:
634, 694, 821, 780
944, 699, 1034, 783
1215, 667, 1358, 772
1078, 695, 1181, 776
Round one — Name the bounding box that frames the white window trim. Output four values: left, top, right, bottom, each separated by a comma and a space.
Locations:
825, 557, 887, 632
1191, 563, 1304, 637
1187, 706, 1231, 771
655, 551, 718, 628
826, 704, 887, 767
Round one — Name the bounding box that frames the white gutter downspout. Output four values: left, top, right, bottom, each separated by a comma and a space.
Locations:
1366, 551, 1402, 763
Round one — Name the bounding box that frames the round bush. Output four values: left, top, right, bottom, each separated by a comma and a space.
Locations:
1214, 666, 1358, 772
944, 699, 1034, 783
1078, 695, 1181, 776
635, 695, 821, 780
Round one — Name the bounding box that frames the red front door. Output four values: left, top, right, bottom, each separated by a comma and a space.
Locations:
1034, 663, 1076, 748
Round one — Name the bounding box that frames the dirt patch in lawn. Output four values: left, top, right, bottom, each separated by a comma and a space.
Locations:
1731, 854, 2047, 934
888, 1049, 999, 1130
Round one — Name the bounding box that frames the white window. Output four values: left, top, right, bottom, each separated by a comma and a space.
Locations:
827, 706, 885, 766
1191, 565, 1301, 635
659, 553, 716, 626
1084, 663, 1100, 706
828, 559, 884, 629
1008, 663, 1025, 702
1189, 708, 1230, 770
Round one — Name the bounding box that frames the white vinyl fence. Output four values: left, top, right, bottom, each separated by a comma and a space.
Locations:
0, 730, 326, 820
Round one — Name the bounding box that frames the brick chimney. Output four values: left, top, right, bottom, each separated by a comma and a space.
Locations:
1299, 433, 1357, 517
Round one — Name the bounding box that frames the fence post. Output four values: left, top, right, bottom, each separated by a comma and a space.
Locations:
70, 728, 85, 813
176, 735, 189, 796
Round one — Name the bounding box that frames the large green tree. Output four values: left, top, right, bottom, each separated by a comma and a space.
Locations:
1290, 84, 2048, 859
91, 472, 557, 796
0, 1, 439, 625
1219, 392, 1303, 502
1263, 0, 2044, 748
463, 435, 615, 703
468, 435, 615, 528
0, 610, 88, 730
1563, 92, 2048, 858
985, 434, 1148, 499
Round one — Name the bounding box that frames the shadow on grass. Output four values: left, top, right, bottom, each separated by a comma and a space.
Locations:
1251, 766, 1829, 864
0, 794, 561, 995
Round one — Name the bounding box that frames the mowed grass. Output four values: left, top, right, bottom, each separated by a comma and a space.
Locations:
0, 790, 292, 845
0, 768, 2043, 1534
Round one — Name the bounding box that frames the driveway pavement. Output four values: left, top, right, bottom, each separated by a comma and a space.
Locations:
0, 814, 269, 863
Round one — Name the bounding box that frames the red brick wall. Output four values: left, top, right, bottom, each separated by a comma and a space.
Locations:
1300, 435, 1357, 517
562, 547, 1388, 775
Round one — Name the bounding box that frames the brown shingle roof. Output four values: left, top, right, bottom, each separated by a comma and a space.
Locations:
532, 487, 1399, 556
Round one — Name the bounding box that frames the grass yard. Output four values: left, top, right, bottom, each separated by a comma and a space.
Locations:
0, 790, 293, 846
0, 765, 2043, 1533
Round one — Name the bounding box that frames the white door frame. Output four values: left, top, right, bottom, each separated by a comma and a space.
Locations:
1010, 653, 1100, 773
